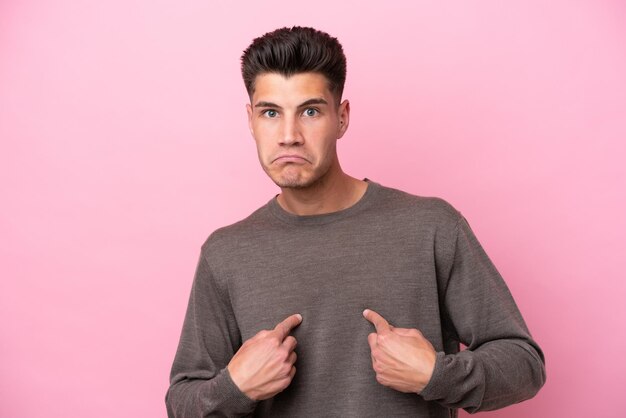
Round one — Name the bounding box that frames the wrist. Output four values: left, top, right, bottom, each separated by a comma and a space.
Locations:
228, 363, 264, 401
416, 349, 437, 394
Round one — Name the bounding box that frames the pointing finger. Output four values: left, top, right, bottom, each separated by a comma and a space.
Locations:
363, 309, 391, 334
273, 313, 303, 341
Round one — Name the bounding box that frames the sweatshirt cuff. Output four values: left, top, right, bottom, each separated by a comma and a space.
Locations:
204, 367, 258, 414
418, 351, 447, 401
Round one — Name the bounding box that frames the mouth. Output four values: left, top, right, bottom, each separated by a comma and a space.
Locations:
273, 154, 310, 163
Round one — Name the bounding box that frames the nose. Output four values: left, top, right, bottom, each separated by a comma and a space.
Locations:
280, 115, 303, 146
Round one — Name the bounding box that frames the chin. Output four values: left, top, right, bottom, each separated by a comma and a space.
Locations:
267, 170, 317, 189
272, 177, 315, 189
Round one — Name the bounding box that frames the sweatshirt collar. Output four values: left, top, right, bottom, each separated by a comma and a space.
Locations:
267, 178, 380, 226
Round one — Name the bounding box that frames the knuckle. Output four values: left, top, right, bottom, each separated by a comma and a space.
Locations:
278, 366, 295, 383
281, 347, 291, 360
262, 337, 281, 351
287, 366, 296, 381
371, 346, 381, 358
367, 334, 377, 347
268, 335, 282, 347
367, 334, 378, 350
280, 364, 292, 377
274, 346, 288, 361
274, 380, 288, 393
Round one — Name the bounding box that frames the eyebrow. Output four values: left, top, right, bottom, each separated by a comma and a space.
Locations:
254, 98, 329, 109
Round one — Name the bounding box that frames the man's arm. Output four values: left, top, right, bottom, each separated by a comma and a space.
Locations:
165, 250, 258, 417
364, 213, 546, 412
165, 247, 302, 417
419, 214, 546, 412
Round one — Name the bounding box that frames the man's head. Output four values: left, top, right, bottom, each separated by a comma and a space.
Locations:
241, 27, 351, 190
241, 26, 347, 105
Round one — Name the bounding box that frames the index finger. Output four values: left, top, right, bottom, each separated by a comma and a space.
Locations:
363, 309, 391, 333
273, 313, 303, 340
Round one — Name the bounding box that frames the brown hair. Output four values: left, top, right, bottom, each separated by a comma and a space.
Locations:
241, 26, 347, 103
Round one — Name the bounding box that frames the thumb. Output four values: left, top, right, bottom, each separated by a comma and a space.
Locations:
363, 309, 391, 334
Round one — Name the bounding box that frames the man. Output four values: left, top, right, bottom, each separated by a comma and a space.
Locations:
166, 26, 546, 417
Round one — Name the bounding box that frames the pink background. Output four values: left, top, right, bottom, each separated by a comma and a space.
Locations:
1, 1, 625, 417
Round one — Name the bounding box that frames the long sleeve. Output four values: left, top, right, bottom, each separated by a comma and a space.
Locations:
419, 214, 546, 412
165, 248, 258, 417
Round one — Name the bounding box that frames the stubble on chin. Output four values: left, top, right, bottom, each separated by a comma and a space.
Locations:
274, 178, 314, 189
270, 173, 314, 189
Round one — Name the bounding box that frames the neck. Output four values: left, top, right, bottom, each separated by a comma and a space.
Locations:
276, 169, 368, 216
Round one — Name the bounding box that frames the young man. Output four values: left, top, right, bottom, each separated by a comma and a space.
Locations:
166, 27, 546, 417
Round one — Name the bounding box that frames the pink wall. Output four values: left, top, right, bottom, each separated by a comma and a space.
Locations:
1, 1, 625, 417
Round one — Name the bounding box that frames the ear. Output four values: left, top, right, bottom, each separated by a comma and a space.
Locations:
246, 103, 255, 138
337, 99, 350, 139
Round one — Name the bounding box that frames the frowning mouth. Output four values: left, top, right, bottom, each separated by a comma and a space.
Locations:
273, 154, 310, 163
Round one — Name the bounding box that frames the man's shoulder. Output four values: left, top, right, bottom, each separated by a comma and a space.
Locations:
373, 182, 462, 226
200, 200, 273, 253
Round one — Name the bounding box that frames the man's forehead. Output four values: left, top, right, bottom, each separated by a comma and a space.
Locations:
251, 72, 334, 104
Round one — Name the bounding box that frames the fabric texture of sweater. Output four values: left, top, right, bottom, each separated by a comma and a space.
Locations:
166, 179, 546, 417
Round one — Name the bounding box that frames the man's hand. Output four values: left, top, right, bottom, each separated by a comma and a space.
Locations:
227, 313, 302, 401
363, 309, 437, 394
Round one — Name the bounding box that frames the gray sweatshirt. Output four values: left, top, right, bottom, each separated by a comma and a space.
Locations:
166, 179, 546, 417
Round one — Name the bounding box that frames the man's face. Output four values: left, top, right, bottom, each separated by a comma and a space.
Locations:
246, 72, 349, 189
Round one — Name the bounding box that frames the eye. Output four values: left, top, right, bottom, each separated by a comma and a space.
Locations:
303, 108, 319, 117
263, 109, 278, 118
